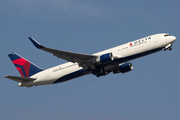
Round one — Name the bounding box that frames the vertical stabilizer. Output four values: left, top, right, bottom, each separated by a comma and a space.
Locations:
8, 53, 43, 77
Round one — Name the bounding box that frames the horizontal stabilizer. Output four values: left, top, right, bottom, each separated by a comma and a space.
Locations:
5, 75, 36, 83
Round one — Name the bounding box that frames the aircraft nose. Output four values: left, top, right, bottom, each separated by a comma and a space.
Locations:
171, 36, 176, 43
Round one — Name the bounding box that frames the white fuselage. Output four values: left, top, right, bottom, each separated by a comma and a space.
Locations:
19, 33, 176, 87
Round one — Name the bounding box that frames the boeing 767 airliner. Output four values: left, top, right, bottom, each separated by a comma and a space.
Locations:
5, 33, 176, 87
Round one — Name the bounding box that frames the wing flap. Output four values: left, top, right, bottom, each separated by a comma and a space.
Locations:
41, 47, 97, 63
29, 37, 98, 66
5, 76, 36, 83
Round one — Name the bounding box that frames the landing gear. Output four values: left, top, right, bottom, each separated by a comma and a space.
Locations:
164, 47, 172, 51
164, 44, 172, 51
92, 67, 105, 77
168, 47, 172, 51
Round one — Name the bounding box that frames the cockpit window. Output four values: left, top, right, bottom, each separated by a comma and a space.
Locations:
164, 34, 171, 37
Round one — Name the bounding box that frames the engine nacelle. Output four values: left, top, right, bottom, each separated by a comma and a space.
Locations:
96, 53, 114, 64
113, 62, 133, 74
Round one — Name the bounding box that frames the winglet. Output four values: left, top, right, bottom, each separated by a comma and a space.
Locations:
29, 37, 44, 49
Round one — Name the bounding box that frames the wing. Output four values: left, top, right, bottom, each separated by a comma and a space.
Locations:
5, 76, 36, 83
29, 37, 97, 69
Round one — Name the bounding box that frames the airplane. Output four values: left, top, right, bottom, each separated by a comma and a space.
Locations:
5, 33, 176, 87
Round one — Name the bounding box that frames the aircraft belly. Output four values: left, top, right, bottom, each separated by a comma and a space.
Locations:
53, 69, 91, 84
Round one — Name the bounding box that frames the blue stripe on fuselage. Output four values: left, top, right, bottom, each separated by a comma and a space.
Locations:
115, 47, 163, 63
53, 47, 164, 84
98, 47, 163, 68
53, 69, 91, 84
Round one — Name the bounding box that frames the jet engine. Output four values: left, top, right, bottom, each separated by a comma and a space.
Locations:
113, 62, 133, 74
96, 53, 114, 64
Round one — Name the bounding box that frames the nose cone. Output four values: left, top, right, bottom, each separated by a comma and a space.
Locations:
171, 36, 176, 43
173, 36, 176, 41
166, 35, 176, 44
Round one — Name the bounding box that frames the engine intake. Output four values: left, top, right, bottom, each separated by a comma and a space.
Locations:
96, 53, 114, 64
113, 62, 133, 74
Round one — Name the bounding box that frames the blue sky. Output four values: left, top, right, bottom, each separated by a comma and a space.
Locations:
1, 0, 180, 120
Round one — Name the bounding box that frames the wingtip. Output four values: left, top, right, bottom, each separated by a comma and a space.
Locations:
28, 37, 44, 49
4, 75, 8, 78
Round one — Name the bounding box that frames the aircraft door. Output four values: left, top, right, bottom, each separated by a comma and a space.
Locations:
164, 36, 168, 43
154, 37, 158, 43
44, 70, 50, 80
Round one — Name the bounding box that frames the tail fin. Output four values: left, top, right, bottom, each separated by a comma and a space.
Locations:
8, 53, 43, 77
